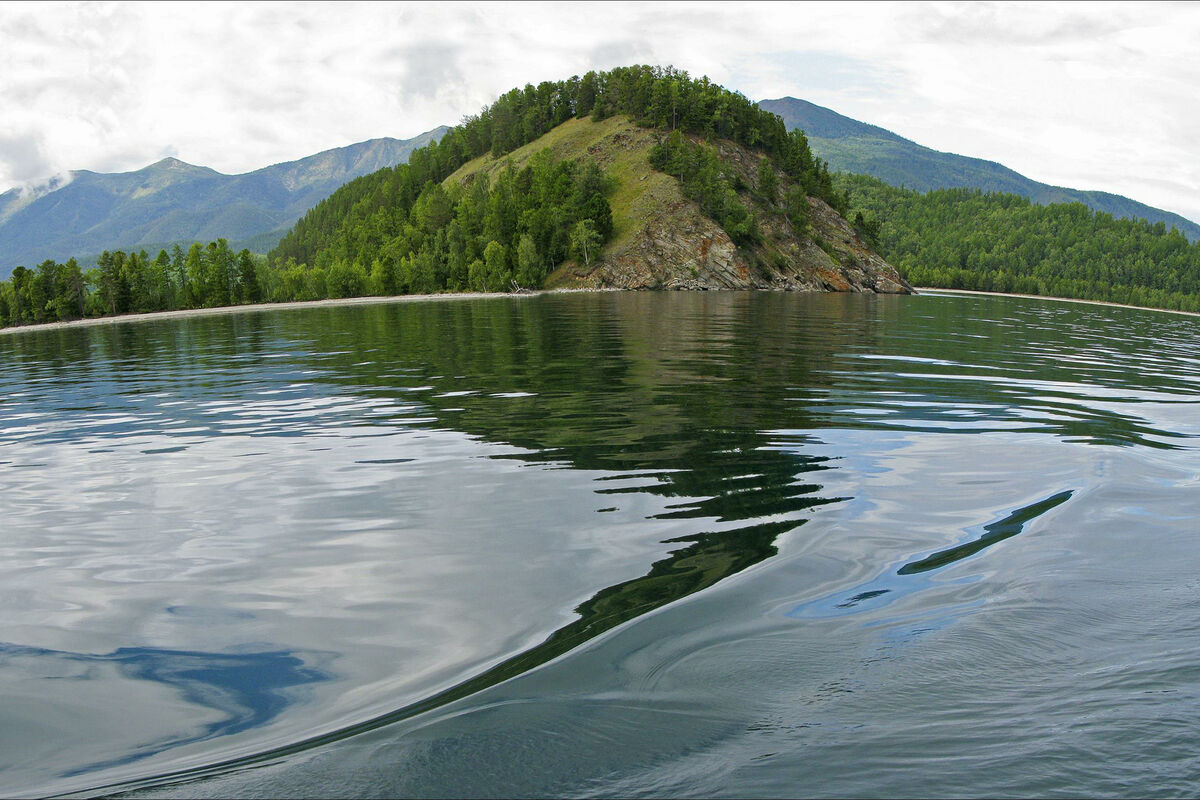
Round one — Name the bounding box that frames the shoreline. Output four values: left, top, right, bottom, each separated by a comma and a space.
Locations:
0, 290, 599, 336
3, 285, 1196, 336
914, 287, 1200, 318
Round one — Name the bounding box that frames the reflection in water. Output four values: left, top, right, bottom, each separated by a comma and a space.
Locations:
56, 296, 856, 794
0, 642, 328, 776
2, 291, 1199, 797
898, 490, 1074, 575
792, 488, 1076, 619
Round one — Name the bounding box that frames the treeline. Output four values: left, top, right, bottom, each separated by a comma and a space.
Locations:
0, 241, 262, 328
273, 153, 614, 298
0, 153, 613, 328
842, 174, 1200, 312
1, 65, 843, 328
271, 64, 839, 274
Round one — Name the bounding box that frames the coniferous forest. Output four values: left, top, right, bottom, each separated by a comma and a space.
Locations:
841, 174, 1200, 312
2, 64, 1200, 328
0, 65, 840, 329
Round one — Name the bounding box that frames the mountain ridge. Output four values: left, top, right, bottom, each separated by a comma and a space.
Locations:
759, 97, 1200, 241
0, 127, 448, 276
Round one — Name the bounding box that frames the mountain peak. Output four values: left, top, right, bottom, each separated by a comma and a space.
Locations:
759, 97, 908, 143
0, 129, 449, 274
146, 156, 211, 173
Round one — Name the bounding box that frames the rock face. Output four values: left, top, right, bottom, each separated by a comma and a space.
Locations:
450, 115, 910, 295
551, 123, 911, 294
570, 194, 908, 293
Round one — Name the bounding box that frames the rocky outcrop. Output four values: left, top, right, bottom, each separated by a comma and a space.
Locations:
455, 115, 910, 295
553, 124, 911, 294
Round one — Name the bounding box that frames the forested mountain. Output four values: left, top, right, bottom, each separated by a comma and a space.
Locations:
269, 65, 907, 297
0, 128, 447, 277
840, 173, 1200, 312
0, 65, 909, 329
759, 97, 1200, 241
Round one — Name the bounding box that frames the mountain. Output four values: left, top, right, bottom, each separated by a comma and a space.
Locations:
273, 65, 908, 297
448, 116, 906, 293
758, 97, 1200, 241
0, 66, 910, 330
0, 128, 447, 277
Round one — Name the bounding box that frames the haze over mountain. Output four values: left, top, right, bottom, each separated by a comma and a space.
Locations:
0, 127, 447, 277
759, 97, 1200, 242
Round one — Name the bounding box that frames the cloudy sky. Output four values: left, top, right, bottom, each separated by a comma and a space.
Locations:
2, 1, 1198, 223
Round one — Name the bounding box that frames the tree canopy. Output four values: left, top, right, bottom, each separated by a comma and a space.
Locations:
269, 65, 841, 272
841, 174, 1200, 312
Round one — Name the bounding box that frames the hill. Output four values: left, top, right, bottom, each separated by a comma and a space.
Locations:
758, 97, 1200, 241
443, 115, 904, 293
0, 66, 914, 329
272, 65, 908, 297
0, 128, 447, 277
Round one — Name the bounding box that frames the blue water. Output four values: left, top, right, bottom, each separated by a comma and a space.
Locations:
1, 290, 1199, 797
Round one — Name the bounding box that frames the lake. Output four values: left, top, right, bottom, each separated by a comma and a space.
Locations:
2, 290, 1199, 798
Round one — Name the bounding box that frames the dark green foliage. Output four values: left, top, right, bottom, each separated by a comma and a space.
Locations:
0, 239, 270, 328
270, 65, 837, 273
237, 249, 262, 303
267, 147, 612, 301
757, 158, 778, 204
841, 174, 1200, 312
648, 131, 763, 247
0, 155, 611, 327
0, 67, 841, 327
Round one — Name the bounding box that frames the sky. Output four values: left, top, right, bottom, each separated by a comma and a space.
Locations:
1, 0, 1198, 223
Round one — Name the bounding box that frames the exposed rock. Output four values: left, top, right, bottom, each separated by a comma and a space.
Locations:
453, 115, 910, 296
556, 124, 911, 294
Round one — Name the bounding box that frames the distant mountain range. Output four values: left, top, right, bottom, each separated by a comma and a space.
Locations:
758, 97, 1200, 241
0, 127, 447, 276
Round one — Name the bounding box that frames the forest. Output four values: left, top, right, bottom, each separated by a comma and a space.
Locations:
0, 242, 261, 327
3, 63, 1200, 328
0, 65, 841, 329
841, 174, 1200, 312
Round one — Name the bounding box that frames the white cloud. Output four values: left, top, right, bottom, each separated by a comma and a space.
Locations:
0, 0, 1198, 223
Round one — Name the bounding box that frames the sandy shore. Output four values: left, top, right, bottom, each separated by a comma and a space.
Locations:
2, 285, 1195, 336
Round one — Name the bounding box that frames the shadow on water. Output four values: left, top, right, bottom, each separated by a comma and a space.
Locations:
898, 490, 1074, 575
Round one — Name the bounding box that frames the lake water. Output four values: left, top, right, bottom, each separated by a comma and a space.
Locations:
2, 290, 1199, 798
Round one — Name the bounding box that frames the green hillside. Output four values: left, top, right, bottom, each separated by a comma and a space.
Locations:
0, 66, 912, 329
268, 65, 905, 297
841, 173, 1200, 312
759, 97, 1200, 241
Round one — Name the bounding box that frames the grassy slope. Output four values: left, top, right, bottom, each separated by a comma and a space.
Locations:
444, 116, 684, 285
444, 115, 909, 294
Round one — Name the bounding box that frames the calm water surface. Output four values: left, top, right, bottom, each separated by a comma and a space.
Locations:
1, 291, 1199, 797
